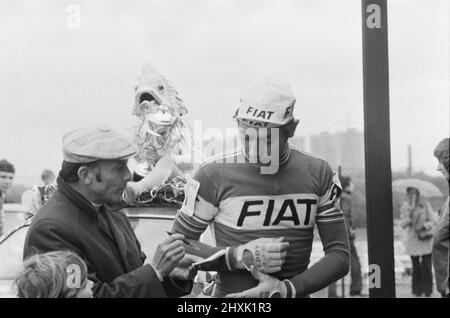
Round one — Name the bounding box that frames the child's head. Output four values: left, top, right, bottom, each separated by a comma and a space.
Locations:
15, 251, 93, 298
41, 169, 56, 186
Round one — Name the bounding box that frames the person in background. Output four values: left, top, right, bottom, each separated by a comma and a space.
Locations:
41, 169, 56, 186
328, 175, 364, 297
432, 138, 449, 297
27, 169, 57, 215
15, 250, 94, 298
400, 187, 436, 297
0, 159, 15, 236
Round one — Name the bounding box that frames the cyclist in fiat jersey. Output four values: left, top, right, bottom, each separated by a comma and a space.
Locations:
172, 78, 350, 298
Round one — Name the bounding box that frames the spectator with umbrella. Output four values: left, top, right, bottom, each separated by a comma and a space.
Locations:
393, 178, 443, 198
399, 186, 437, 297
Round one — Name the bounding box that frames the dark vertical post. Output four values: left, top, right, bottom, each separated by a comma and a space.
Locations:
361, 0, 396, 297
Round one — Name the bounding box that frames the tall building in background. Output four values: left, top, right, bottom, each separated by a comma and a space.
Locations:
309, 129, 364, 171
336, 129, 364, 170
309, 132, 340, 168
290, 136, 306, 151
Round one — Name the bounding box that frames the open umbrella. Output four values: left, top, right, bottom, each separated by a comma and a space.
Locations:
392, 178, 443, 197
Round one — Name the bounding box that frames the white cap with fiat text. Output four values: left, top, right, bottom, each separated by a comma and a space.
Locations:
234, 78, 296, 127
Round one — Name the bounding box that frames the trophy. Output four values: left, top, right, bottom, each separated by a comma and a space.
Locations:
130, 64, 192, 206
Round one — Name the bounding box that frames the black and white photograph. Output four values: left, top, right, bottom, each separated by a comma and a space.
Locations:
0, 0, 448, 303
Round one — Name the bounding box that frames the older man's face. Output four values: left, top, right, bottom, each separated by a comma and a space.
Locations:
88, 160, 132, 204
0, 171, 14, 193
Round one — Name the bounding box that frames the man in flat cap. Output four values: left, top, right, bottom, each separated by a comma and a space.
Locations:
24, 127, 197, 298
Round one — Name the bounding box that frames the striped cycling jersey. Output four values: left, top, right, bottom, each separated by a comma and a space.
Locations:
173, 145, 344, 295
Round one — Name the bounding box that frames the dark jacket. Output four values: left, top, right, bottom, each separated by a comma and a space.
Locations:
432, 197, 449, 296
23, 177, 191, 298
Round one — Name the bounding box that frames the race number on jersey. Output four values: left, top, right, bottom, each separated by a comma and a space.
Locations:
181, 178, 200, 216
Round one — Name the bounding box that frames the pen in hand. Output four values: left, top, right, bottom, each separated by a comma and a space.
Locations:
166, 231, 200, 250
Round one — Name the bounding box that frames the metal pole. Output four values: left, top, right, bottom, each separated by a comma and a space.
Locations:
407, 144, 412, 176
361, 0, 396, 298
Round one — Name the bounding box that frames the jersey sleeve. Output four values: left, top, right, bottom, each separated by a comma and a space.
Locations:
172, 164, 220, 240
286, 219, 350, 297
315, 163, 344, 224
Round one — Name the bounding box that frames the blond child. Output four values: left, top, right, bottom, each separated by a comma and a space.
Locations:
15, 251, 93, 298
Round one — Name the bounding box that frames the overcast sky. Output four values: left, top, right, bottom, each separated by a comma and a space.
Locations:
0, 0, 448, 179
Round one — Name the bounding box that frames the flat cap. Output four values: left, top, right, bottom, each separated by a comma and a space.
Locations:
63, 126, 138, 163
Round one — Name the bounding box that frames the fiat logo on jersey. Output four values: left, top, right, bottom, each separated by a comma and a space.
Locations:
237, 198, 317, 227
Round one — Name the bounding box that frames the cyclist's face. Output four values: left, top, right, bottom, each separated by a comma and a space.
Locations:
237, 121, 285, 165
